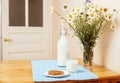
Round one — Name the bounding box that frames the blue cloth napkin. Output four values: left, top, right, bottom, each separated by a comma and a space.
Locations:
31, 60, 98, 82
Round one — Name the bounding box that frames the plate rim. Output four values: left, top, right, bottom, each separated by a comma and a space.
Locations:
44, 69, 69, 77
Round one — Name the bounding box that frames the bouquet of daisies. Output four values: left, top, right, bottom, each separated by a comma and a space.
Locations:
50, 1, 117, 49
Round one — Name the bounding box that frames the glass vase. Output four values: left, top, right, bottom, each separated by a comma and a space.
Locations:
83, 46, 93, 69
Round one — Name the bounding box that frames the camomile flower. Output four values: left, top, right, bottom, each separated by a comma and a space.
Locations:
104, 14, 113, 21
71, 23, 75, 28
72, 7, 81, 16
110, 24, 115, 30
74, 7, 81, 13
87, 12, 97, 20
86, 2, 96, 9
72, 12, 78, 17
86, 20, 92, 25
67, 18, 73, 24
101, 8, 109, 14
86, 2, 91, 7
95, 15, 100, 20
71, 8, 79, 17
87, 7, 96, 14
90, 5, 96, 9
95, 8, 101, 14
50, 7, 54, 14
71, 8, 75, 12
68, 13, 73, 19
67, 13, 75, 21
87, 13, 97, 23
87, 10, 95, 15
67, 14, 74, 24
62, 3, 69, 11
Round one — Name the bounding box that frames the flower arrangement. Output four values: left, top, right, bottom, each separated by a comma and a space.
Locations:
50, 1, 117, 67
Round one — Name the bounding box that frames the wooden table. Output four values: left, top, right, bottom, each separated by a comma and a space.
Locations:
0, 59, 120, 83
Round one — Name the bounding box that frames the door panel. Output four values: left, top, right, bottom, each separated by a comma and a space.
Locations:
9, 0, 25, 26
29, 0, 43, 26
9, 34, 43, 44
2, 0, 51, 60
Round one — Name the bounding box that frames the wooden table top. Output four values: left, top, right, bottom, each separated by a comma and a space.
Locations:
0, 59, 120, 83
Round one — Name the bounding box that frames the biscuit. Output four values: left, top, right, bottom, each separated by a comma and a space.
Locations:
48, 70, 64, 76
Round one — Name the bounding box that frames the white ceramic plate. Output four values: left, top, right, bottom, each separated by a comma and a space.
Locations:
44, 70, 69, 77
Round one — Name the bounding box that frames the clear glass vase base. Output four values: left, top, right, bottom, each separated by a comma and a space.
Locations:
83, 64, 93, 70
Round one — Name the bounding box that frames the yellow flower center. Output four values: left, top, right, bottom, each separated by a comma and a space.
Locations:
91, 6, 95, 8
73, 12, 77, 16
76, 8, 80, 12
100, 8, 103, 11
104, 8, 108, 12
64, 5, 68, 9
95, 9, 99, 13
109, 15, 112, 19
71, 24, 75, 27
90, 13, 94, 17
69, 14, 72, 18
68, 19, 72, 22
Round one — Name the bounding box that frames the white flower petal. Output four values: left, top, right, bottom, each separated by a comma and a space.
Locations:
50, 7, 54, 14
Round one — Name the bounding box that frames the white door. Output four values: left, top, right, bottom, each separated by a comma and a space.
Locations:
2, 0, 51, 60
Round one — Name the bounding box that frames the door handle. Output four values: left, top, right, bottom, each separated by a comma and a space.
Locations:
4, 38, 12, 42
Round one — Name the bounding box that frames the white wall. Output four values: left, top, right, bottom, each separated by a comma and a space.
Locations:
0, 0, 2, 60
52, 0, 120, 73
51, 0, 62, 59
52, 0, 85, 59
92, 0, 120, 73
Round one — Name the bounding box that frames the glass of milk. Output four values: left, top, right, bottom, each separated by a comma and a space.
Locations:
66, 60, 78, 73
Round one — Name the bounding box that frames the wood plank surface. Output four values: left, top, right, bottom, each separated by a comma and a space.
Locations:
0, 60, 34, 83
78, 58, 120, 79
0, 59, 120, 83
